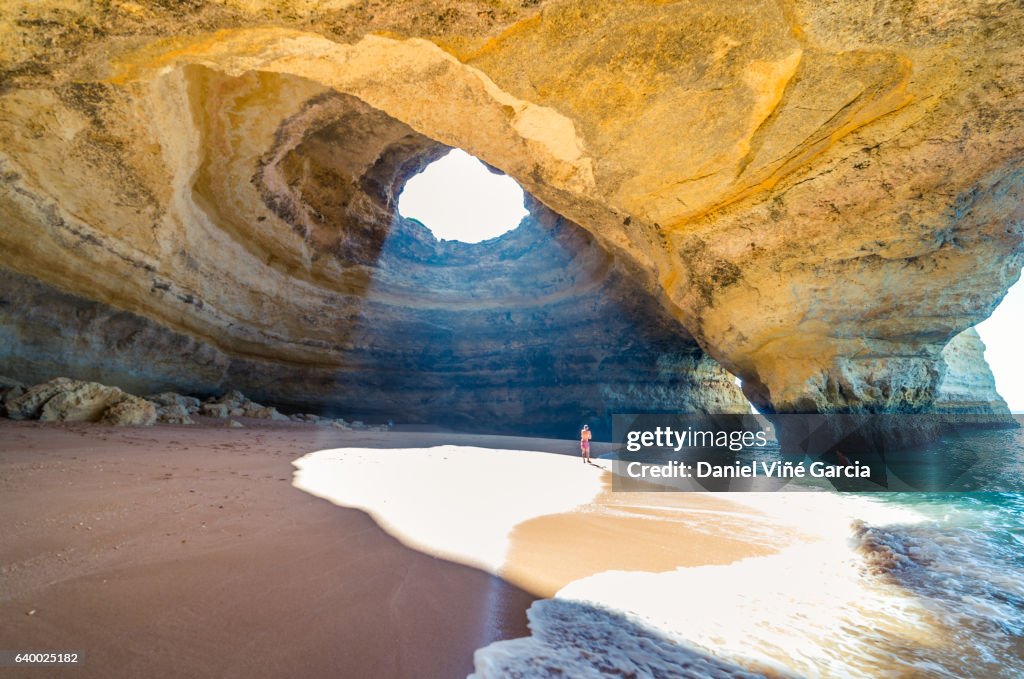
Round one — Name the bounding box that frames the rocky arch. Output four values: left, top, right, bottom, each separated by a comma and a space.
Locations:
0, 60, 750, 435
1, 0, 1022, 419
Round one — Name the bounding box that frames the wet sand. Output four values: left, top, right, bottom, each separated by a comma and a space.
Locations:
0, 419, 564, 679
503, 479, 785, 597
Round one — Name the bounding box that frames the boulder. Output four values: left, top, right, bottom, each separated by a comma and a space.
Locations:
0, 376, 26, 417
100, 396, 157, 426
243, 403, 289, 420
7, 378, 85, 420
200, 403, 230, 418
228, 419, 244, 428
0, 375, 24, 396
147, 392, 201, 413
242, 402, 267, 417
215, 390, 249, 408
39, 381, 125, 422
156, 404, 195, 425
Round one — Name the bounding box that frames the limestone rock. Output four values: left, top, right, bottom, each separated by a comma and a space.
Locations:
100, 396, 157, 426
216, 391, 249, 407
155, 404, 195, 425
147, 393, 201, 414
39, 381, 125, 423
0, 376, 26, 417
238, 400, 288, 420
935, 329, 1014, 422
6, 378, 81, 420
242, 403, 276, 419
228, 419, 244, 428
0, 375, 24, 395
0, 1, 1021, 423
200, 403, 230, 419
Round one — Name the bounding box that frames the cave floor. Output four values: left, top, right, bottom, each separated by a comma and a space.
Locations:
0, 419, 592, 679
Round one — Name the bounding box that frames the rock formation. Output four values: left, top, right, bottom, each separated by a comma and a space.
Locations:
4, 377, 156, 425
0, 204, 751, 436
935, 328, 1012, 418
0, 375, 370, 429
1, 1, 1022, 425
99, 395, 157, 426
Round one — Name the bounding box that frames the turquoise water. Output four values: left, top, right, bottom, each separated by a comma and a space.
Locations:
850, 425, 1024, 675
855, 490, 1024, 676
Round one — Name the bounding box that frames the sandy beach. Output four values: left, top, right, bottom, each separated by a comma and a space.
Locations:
1, 418, 800, 678
0, 420, 550, 678
3, 419, 1019, 678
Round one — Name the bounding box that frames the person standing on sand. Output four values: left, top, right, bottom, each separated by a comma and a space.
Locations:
580, 424, 592, 464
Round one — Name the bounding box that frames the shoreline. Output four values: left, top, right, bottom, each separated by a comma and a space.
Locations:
3, 419, 1018, 677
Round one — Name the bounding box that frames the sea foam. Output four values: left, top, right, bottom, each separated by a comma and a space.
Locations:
470, 599, 764, 679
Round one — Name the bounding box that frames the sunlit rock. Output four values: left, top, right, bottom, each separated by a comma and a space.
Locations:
0, 0, 1021, 421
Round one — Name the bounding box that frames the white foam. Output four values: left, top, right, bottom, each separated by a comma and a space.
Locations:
470, 599, 763, 679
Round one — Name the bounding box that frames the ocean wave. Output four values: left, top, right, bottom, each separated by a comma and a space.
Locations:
852, 517, 1024, 669
470, 599, 767, 679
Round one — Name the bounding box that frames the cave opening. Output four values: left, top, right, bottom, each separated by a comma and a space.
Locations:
397, 148, 529, 243
976, 275, 1024, 413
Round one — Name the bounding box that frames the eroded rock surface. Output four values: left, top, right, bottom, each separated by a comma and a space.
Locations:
0, 202, 750, 435
935, 328, 1012, 418
100, 395, 157, 427
4, 377, 158, 425
1, 0, 1022, 419
38, 380, 124, 423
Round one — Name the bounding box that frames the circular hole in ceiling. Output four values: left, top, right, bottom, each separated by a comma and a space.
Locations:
397, 149, 529, 243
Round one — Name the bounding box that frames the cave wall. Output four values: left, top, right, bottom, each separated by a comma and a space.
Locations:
0, 266, 230, 396
0, 203, 749, 437
1, 0, 1022, 418
0, 66, 749, 436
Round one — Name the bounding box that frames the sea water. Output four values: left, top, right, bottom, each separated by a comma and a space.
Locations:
474, 425, 1024, 678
